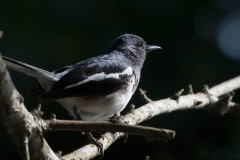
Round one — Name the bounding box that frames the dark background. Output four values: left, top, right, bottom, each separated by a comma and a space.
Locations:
1, 0, 240, 159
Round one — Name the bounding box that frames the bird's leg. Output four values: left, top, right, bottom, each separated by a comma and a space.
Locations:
109, 113, 129, 142
86, 132, 104, 158
73, 106, 104, 158
109, 113, 121, 123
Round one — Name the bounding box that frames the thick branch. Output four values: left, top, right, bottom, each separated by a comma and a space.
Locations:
0, 54, 58, 160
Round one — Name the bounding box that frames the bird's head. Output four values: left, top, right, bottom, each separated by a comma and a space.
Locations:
106, 34, 161, 66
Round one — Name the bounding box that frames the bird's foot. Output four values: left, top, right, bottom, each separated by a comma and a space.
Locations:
109, 113, 122, 123
86, 132, 104, 159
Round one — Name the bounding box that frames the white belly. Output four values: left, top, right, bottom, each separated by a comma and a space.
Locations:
56, 77, 135, 121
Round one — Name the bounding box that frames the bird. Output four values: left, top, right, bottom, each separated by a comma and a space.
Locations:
3, 34, 161, 121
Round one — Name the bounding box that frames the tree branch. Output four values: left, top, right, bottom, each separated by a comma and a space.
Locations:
62, 75, 240, 160
45, 119, 175, 142
209, 75, 240, 96
0, 53, 59, 160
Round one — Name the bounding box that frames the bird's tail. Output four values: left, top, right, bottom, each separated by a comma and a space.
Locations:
3, 56, 58, 83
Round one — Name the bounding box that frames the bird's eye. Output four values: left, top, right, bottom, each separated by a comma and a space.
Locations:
136, 41, 143, 47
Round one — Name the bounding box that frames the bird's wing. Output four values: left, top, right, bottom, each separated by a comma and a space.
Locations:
37, 57, 134, 101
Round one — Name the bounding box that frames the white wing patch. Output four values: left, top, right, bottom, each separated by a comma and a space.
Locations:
64, 66, 133, 89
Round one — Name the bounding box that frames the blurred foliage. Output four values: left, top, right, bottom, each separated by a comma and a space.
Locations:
1, 0, 240, 159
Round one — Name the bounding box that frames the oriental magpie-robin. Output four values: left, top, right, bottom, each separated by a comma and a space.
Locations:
3, 34, 161, 121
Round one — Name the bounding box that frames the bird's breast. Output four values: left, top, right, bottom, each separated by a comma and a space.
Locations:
56, 75, 136, 121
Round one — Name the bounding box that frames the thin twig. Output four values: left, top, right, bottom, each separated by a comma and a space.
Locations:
44, 119, 175, 142
187, 84, 194, 94
171, 88, 184, 102
23, 137, 30, 160
139, 88, 152, 103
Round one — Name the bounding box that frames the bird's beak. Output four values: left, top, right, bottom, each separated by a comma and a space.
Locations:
146, 45, 162, 53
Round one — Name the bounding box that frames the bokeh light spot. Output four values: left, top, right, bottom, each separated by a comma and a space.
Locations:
217, 9, 240, 61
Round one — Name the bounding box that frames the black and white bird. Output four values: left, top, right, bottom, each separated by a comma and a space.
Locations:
3, 34, 161, 121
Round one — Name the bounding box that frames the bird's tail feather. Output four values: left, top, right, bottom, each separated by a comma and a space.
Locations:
3, 56, 58, 83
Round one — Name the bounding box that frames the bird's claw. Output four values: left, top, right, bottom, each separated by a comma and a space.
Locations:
87, 133, 104, 158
